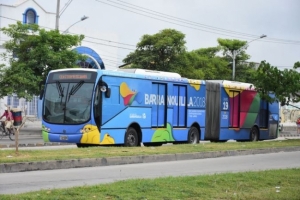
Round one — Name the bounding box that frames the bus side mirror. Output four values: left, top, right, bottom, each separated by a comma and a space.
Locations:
100, 86, 111, 98
105, 88, 111, 98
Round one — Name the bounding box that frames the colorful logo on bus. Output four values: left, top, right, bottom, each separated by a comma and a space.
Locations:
151, 123, 175, 142
80, 124, 115, 145
223, 83, 260, 128
188, 80, 201, 91
120, 82, 143, 106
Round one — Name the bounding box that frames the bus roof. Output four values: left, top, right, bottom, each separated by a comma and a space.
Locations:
49, 68, 190, 83
206, 80, 255, 90
223, 80, 255, 90
49, 68, 98, 73
117, 68, 182, 78
49, 69, 255, 87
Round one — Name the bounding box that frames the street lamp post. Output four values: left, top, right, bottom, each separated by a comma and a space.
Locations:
232, 34, 267, 81
63, 16, 89, 34
55, 0, 60, 30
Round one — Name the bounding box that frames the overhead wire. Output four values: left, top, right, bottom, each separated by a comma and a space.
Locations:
0, 16, 136, 51
112, 0, 300, 44
0, 4, 298, 66
112, 0, 259, 38
96, 0, 300, 45
59, 0, 73, 17
95, 0, 256, 40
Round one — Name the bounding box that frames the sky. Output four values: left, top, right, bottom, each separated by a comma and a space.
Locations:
1, 0, 300, 70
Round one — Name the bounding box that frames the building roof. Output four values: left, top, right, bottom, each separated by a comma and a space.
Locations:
0, 0, 55, 14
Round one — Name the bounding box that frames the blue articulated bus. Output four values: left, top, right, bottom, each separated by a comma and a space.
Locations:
205, 80, 279, 142
41, 68, 279, 147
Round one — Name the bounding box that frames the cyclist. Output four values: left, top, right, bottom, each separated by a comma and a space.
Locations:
0, 109, 14, 134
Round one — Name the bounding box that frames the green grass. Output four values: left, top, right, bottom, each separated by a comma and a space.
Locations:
0, 139, 299, 164
1, 168, 300, 199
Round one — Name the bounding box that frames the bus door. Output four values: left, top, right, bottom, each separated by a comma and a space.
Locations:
260, 99, 277, 138
173, 85, 187, 127
229, 90, 240, 128
151, 83, 167, 128
259, 100, 268, 129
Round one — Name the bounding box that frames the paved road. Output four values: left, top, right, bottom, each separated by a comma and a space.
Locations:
0, 127, 42, 146
1, 151, 299, 194
0, 124, 299, 148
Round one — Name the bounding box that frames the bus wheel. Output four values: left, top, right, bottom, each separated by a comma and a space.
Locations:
125, 127, 139, 147
188, 126, 199, 144
250, 126, 259, 142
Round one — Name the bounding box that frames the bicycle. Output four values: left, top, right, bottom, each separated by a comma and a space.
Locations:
0, 121, 16, 141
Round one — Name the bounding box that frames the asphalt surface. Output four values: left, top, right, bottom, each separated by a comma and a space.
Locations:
1, 151, 300, 195
1, 145, 300, 173
0, 124, 299, 148
0, 126, 75, 148
0, 125, 299, 173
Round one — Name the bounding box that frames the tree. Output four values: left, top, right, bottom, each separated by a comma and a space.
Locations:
123, 29, 186, 71
0, 22, 85, 99
187, 47, 231, 80
217, 38, 253, 81
234, 62, 257, 83
252, 61, 300, 105
169, 52, 205, 79
294, 61, 300, 69
218, 38, 249, 61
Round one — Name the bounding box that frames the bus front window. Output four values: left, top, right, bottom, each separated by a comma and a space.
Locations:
43, 82, 94, 124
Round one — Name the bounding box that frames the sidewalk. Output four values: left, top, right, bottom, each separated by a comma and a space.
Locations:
19, 126, 41, 135
279, 122, 300, 137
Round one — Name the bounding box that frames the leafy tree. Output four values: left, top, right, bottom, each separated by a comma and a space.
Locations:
234, 62, 257, 83
0, 22, 85, 99
294, 61, 300, 69
123, 29, 186, 71
217, 38, 253, 81
252, 61, 300, 105
169, 52, 205, 79
218, 38, 249, 61
187, 47, 231, 80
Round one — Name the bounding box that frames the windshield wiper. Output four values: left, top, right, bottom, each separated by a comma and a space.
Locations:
68, 80, 84, 102
56, 81, 65, 105
56, 81, 64, 97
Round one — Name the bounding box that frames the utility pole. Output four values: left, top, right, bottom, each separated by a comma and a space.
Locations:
232, 34, 267, 81
55, 0, 60, 30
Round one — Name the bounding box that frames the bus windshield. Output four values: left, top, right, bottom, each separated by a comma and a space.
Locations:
43, 81, 94, 124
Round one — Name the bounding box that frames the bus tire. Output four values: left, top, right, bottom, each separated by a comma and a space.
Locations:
250, 126, 259, 142
188, 126, 199, 144
125, 127, 139, 147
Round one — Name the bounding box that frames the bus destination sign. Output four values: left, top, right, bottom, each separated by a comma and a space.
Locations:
49, 71, 96, 82
58, 74, 89, 80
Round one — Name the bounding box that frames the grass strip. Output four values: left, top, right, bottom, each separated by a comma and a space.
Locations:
1, 168, 300, 200
0, 139, 299, 164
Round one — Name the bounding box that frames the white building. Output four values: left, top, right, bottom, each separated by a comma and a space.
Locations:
0, 0, 113, 119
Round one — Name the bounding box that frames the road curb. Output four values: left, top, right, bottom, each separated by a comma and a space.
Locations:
1, 146, 300, 173
0, 142, 75, 148
279, 134, 300, 137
